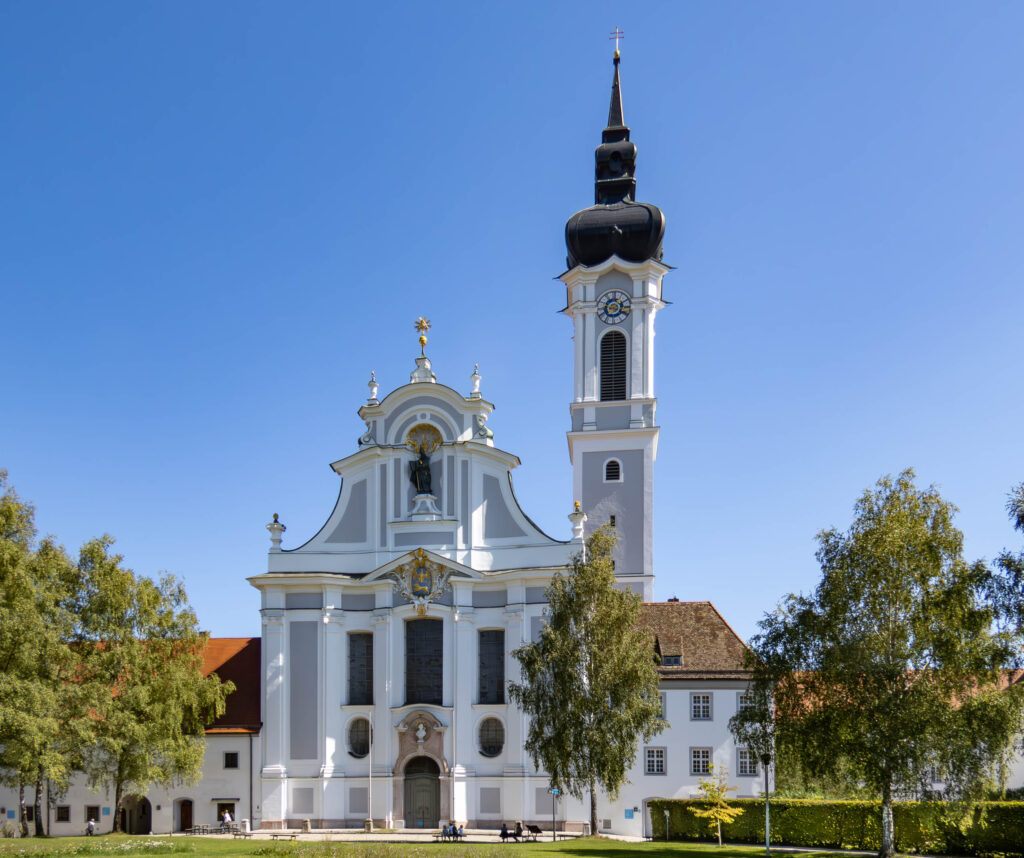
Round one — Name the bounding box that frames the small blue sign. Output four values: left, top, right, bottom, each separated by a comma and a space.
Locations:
625, 809, 634, 820
6, 811, 14, 820
549, 788, 559, 795
102, 808, 111, 816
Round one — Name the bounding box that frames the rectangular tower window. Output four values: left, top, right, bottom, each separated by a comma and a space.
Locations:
600, 330, 627, 401
478, 629, 505, 704
405, 618, 443, 705
348, 632, 374, 705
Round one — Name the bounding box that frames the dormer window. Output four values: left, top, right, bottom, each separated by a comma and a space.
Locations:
661, 655, 681, 667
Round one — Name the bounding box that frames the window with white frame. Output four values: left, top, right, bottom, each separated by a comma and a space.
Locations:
690, 747, 712, 775
645, 747, 666, 775
738, 692, 755, 712
691, 692, 712, 720
738, 748, 758, 776
661, 655, 681, 666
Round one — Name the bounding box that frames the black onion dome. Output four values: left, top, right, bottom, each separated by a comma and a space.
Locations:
565, 53, 665, 269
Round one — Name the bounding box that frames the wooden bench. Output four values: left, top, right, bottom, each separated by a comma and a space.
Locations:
524, 825, 543, 842
232, 831, 252, 839
270, 832, 297, 841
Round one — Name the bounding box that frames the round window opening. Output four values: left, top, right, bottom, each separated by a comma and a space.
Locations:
478, 717, 505, 758
348, 718, 370, 759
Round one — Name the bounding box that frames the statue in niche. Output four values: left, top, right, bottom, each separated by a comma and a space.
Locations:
410, 449, 433, 495
415, 721, 427, 743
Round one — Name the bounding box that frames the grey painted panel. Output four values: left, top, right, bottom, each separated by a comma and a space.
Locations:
349, 787, 368, 815
445, 455, 455, 516
472, 589, 507, 608
393, 459, 401, 520
595, 405, 630, 430
571, 408, 584, 432
482, 474, 526, 539
289, 621, 319, 760
394, 531, 455, 547
384, 395, 464, 440
435, 590, 453, 606
524, 587, 548, 604
341, 593, 375, 611
460, 461, 470, 543
285, 592, 323, 610
326, 479, 368, 543
596, 269, 634, 305
480, 788, 501, 814
582, 449, 644, 575
379, 464, 387, 547
291, 787, 314, 814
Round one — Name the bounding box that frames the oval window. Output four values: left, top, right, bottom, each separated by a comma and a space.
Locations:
478, 717, 505, 758
348, 717, 370, 758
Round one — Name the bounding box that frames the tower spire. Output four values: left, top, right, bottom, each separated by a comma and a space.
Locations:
606, 47, 625, 133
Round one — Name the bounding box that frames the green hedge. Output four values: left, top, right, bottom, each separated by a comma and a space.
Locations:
647, 798, 1024, 856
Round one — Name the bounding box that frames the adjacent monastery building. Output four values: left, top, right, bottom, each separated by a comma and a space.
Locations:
1, 52, 768, 838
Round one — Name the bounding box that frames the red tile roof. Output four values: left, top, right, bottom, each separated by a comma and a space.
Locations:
639, 601, 752, 679
202, 637, 261, 734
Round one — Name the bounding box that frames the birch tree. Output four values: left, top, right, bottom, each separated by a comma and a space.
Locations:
744, 470, 1024, 858
508, 526, 664, 835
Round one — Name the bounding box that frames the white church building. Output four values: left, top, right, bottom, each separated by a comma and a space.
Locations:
1, 52, 768, 838
249, 48, 760, 837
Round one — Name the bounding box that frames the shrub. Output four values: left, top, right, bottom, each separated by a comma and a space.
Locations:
646, 798, 1024, 856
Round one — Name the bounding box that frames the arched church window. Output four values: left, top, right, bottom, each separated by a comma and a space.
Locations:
405, 618, 443, 706
604, 459, 622, 482
478, 629, 505, 704
348, 632, 373, 705
600, 330, 627, 401
478, 718, 505, 757
348, 718, 370, 758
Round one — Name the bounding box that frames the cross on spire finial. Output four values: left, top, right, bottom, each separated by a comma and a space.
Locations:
609, 26, 624, 59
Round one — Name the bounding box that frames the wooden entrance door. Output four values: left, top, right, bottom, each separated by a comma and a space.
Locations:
179, 800, 193, 832
403, 757, 439, 828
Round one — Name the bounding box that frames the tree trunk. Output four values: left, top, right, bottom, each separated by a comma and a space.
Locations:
879, 780, 894, 858
113, 780, 123, 834
717, 820, 723, 847
589, 774, 597, 837
33, 772, 44, 837
18, 782, 27, 838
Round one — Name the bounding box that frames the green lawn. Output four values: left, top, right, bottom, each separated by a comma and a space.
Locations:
0, 836, 856, 858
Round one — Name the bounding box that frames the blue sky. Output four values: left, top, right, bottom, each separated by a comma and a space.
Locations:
3, 2, 1023, 643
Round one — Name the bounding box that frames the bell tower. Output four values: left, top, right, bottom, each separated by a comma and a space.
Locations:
561, 49, 669, 599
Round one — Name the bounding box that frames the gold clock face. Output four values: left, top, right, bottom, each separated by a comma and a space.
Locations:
597, 290, 631, 324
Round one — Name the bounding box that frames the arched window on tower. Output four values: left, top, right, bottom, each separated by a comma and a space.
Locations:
600, 330, 627, 401
604, 459, 622, 482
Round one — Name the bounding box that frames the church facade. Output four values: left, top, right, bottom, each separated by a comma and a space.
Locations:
247, 51, 759, 836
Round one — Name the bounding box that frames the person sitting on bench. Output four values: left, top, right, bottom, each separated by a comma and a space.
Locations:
500, 823, 509, 842
514, 821, 523, 842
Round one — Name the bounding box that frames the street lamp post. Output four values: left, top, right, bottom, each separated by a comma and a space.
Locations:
761, 752, 771, 857
366, 716, 373, 833
549, 788, 559, 842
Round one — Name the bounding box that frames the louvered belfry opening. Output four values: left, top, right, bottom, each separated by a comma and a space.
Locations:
600, 330, 627, 400
605, 459, 621, 481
